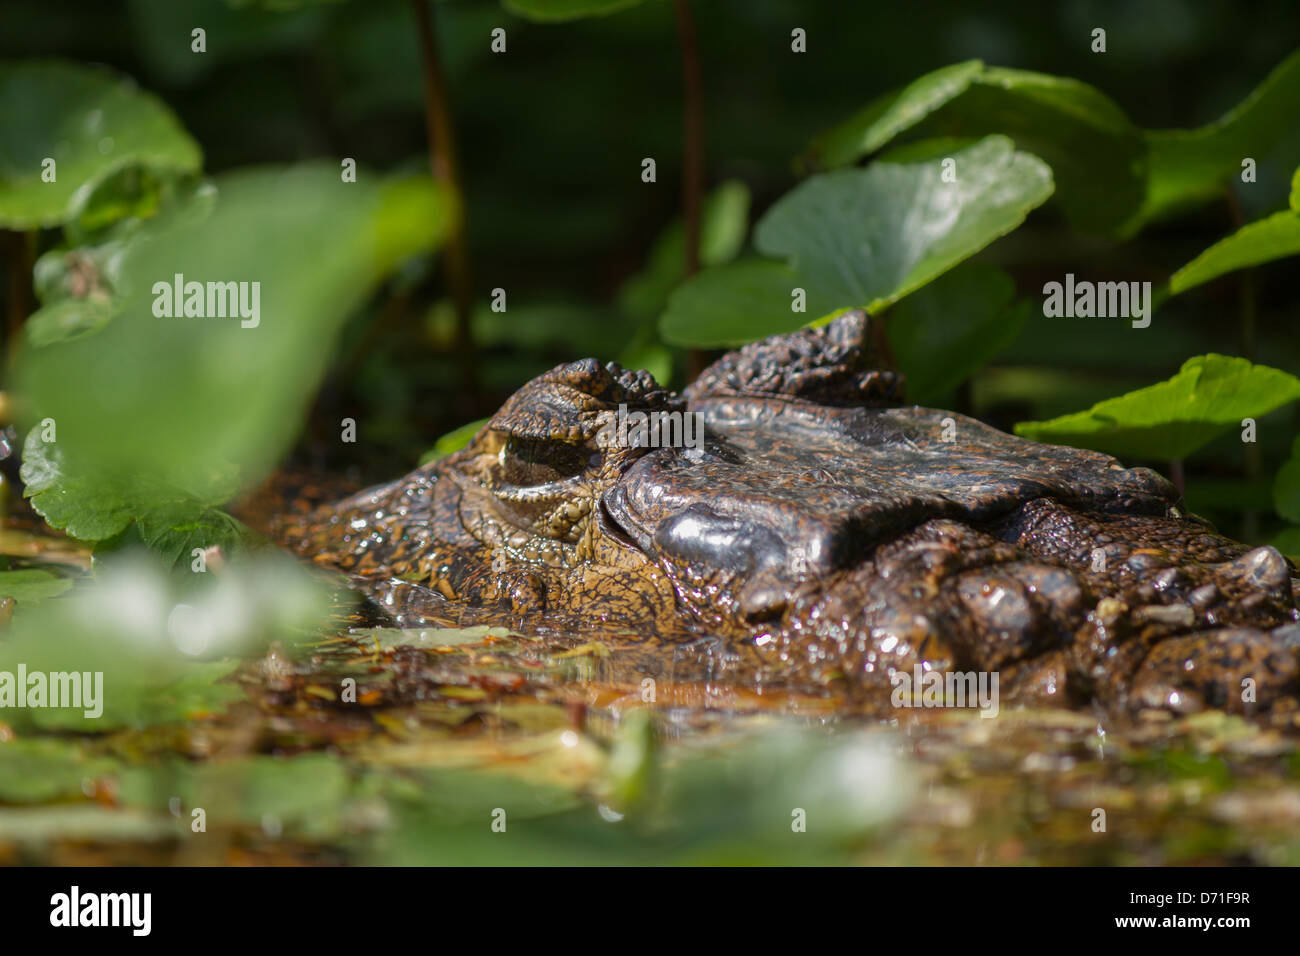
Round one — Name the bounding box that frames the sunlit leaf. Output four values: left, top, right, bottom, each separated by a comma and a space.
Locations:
503, 0, 646, 22
758, 136, 1050, 313
1169, 167, 1300, 294
1015, 355, 1300, 461
803, 59, 983, 169
1137, 48, 1300, 227
419, 418, 488, 465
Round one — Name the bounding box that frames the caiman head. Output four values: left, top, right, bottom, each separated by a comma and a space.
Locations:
279, 311, 1300, 717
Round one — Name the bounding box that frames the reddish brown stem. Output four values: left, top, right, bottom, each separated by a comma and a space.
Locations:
674, 0, 709, 383
1226, 186, 1260, 539
411, 0, 475, 394
673, 0, 704, 279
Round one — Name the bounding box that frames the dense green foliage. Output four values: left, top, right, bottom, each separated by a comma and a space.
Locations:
2, 0, 1300, 866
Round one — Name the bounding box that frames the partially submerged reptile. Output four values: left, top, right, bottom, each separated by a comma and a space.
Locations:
277, 312, 1300, 718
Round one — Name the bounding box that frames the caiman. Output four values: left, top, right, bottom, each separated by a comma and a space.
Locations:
275, 312, 1300, 718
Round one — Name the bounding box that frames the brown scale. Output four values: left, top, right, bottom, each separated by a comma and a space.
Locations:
268, 311, 1300, 721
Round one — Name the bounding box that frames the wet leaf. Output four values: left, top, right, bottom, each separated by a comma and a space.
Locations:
418, 419, 487, 465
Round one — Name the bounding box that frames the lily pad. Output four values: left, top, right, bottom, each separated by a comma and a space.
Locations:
757, 136, 1051, 314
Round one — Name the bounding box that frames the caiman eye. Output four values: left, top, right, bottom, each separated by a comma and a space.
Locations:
500, 437, 591, 486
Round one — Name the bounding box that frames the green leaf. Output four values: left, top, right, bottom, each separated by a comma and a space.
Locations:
0, 569, 74, 606
419, 418, 488, 465
803, 60, 984, 170
618, 179, 751, 320
503, 0, 646, 22
1169, 204, 1300, 295
0, 60, 202, 229
755, 135, 1052, 315
1014, 355, 1300, 461
1137, 48, 1300, 227
21, 430, 248, 559
23, 297, 120, 347
0, 740, 117, 804
1275, 436, 1300, 524
886, 264, 1029, 405
805, 63, 1141, 234
660, 258, 817, 348
118, 754, 351, 838
17, 165, 449, 512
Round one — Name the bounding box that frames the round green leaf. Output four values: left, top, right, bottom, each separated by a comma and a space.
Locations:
0, 60, 201, 229
756, 135, 1052, 315
803, 59, 983, 170
660, 259, 818, 348
1015, 355, 1300, 461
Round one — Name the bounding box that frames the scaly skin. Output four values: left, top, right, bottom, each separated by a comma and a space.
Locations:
275, 312, 1300, 718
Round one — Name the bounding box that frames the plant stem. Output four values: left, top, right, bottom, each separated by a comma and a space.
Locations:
411, 0, 475, 395
673, 0, 708, 382
1226, 186, 1261, 539
673, 0, 704, 278
1169, 458, 1185, 499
